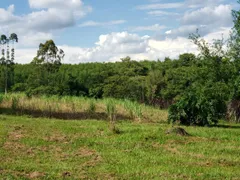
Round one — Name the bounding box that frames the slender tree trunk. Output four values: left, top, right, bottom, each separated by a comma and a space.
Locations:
5, 65, 7, 94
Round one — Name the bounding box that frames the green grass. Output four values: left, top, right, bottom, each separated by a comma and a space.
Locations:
0, 115, 239, 179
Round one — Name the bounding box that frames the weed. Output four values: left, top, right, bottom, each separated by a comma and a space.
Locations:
87, 100, 96, 114
105, 99, 118, 133
11, 96, 19, 111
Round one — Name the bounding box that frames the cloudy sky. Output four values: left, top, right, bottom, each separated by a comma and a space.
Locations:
0, 0, 237, 64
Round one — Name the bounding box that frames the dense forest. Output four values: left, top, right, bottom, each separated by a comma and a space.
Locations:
1, 3, 240, 126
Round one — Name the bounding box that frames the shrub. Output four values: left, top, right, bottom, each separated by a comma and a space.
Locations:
12, 83, 27, 92
168, 82, 229, 126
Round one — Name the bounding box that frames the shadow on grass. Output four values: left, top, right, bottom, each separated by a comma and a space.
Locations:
210, 124, 240, 129
0, 108, 130, 121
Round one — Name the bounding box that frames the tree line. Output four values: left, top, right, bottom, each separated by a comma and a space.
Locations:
1, 2, 240, 126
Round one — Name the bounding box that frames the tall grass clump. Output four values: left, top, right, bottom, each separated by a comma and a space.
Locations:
0, 94, 4, 113
123, 100, 142, 121
105, 99, 120, 134
11, 95, 20, 112
87, 99, 96, 114
0, 94, 4, 104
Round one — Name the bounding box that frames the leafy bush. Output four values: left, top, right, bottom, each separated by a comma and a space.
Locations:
168, 82, 229, 126
26, 86, 58, 97
11, 83, 27, 92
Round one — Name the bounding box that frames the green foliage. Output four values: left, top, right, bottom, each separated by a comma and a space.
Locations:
34, 40, 64, 67
169, 82, 229, 126
11, 83, 27, 92
0, 33, 18, 94
6, 2, 240, 126
26, 86, 57, 97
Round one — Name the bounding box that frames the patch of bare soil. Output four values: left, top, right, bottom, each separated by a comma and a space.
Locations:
188, 161, 213, 167
163, 144, 181, 155
74, 147, 103, 168
28, 171, 45, 179
98, 173, 116, 180
0, 169, 45, 179
75, 147, 96, 157
62, 171, 71, 178
7, 126, 26, 141
218, 159, 240, 167
44, 133, 70, 143
3, 127, 29, 155
3, 141, 26, 151
81, 154, 102, 168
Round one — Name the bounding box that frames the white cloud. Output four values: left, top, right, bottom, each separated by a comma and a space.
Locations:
185, 0, 225, 8
6, 0, 235, 64
148, 10, 179, 16
0, 1, 92, 49
26, 9, 75, 31
28, 0, 92, 18
29, 0, 83, 9
136, 3, 184, 10
0, 5, 19, 25
69, 31, 197, 63
15, 27, 232, 64
130, 24, 166, 32
182, 5, 232, 27
79, 20, 126, 27
15, 48, 37, 64
17, 32, 53, 48
163, 4, 233, 38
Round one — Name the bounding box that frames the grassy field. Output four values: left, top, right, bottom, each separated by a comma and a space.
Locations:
0, 115, 239, 179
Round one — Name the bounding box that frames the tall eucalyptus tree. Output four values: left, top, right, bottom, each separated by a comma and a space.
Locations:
0, 33, 18, 94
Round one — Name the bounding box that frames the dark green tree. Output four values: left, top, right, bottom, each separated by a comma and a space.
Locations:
26, 40, 65, 96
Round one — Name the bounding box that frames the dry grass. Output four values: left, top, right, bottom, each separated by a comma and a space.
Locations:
0, 93, 168, 123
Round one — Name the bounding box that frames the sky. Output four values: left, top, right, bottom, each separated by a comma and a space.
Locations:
0, 0, 238, 64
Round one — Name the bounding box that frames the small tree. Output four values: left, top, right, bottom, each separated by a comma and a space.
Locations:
168, 31, 229, 126
168, 82, 229, 126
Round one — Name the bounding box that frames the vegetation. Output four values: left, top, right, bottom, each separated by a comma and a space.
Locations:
0, 115, 239, 179
0, 33, 18, 94
1, 2, 240, 179
0, 93, 167, 123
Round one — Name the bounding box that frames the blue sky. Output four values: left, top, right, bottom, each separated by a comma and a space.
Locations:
0, 0, 237, 63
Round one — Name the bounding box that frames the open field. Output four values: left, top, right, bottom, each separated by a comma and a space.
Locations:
0, 115, 239, 179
